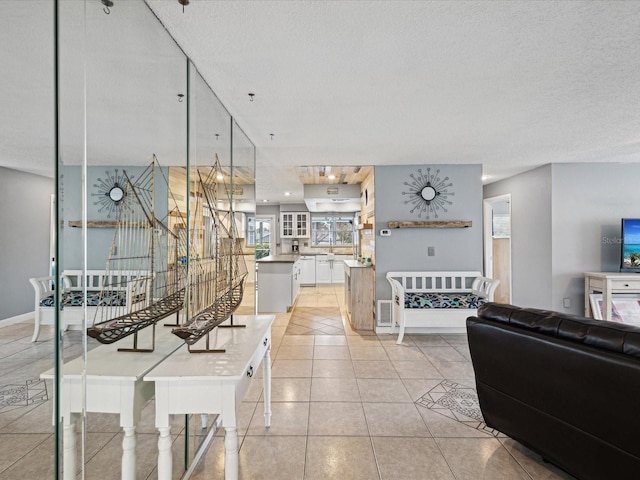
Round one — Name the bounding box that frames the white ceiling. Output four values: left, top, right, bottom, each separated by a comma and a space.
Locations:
145, 0, 640, 203
3, 1, 640, 206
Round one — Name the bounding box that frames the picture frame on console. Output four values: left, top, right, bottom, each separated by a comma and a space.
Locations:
589, 293, 640, 325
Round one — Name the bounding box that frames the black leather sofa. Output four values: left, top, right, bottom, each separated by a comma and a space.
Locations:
466, 303, 640, 480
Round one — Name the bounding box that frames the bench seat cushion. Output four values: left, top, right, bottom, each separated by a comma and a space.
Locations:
405, 292, 486, 309
39, 290, 128, 307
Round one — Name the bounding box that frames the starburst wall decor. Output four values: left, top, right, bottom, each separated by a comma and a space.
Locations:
92, 168, 133, 218
402, 168, 455, 219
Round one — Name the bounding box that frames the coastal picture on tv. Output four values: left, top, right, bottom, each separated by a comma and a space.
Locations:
621, 218, 640, 271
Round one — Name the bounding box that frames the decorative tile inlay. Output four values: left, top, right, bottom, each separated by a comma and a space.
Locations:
286, 307, 345, 335
0, 379, 48, 412
415, 379, 499, 436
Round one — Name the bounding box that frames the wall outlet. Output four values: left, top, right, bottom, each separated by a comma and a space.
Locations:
563, 298, 571, 308
380, 229, 391, 236
427, 246, 435, 256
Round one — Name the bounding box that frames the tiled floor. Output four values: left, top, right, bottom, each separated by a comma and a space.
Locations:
0, 283, 576, 479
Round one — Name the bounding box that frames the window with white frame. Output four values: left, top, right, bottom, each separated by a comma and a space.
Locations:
311, 214, 354, 246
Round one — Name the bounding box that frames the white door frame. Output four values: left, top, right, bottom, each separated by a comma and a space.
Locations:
483, 194, 512, 301
256, 214, 276, 256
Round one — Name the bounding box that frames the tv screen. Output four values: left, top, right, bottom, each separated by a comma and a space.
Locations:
621, 218, 640, 272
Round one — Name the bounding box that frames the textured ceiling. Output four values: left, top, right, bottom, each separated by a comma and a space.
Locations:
146, 0, 640, 203
2, 1, 640, 206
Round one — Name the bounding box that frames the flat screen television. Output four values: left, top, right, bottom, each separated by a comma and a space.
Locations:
620, 218, 640, 272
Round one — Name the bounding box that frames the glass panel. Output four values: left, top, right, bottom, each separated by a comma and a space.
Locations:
2, 1, 58, 476
232, 120, 256, 314
59, 1, 188, 478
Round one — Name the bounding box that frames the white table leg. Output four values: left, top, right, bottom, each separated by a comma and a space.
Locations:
63, 419, 76, 480
157, 426, 172, 480
121, 426, 136, 480
263, 345, 272, 427
224, 427, 239, 480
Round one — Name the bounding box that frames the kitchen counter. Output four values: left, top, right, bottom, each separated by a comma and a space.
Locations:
344, 259, 373, 268
257, 254, 298, 263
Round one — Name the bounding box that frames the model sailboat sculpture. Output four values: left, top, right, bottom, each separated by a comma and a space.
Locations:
171, 158, 248, 346
87, 157, 186, 350
87, 155, 248, 351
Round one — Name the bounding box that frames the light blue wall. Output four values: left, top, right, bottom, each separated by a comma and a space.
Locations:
484, 165, 553, 309
551, 163, 640, 314
375, 164, 484, 302
484, 162, 640, 315
0, 167, 54, 319
62, 165, 168, 270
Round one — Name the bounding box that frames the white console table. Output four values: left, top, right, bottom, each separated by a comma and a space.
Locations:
41, 326, 184, 480
584, 272, 640, 321
144, 315, 275, 480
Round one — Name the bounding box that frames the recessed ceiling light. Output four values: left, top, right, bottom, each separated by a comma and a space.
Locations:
482, 175, 491, 181
328, 174, 336, 180
262, 199, 269, 202
284, 192, 291, 196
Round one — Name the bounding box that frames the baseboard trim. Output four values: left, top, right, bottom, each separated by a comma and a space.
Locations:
0, 311, 34, 328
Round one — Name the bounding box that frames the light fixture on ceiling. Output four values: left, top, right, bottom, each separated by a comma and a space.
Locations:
177, 93, 184, 103
215, 133, 219, 141
328, 174, 336, 180
262, 199, 269, 203
248, 93, 255, 102
270, 133, 274, 140
216, 173, 224, 181
284, 192, 291, 196
102, 0, 113, 14
178, 0, 189, 13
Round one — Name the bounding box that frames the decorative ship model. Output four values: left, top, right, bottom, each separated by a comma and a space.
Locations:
87, 155, 247, 352
170, 159, 248, 351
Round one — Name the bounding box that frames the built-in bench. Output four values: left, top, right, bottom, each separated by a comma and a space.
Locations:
386, 271, 499, 344
29, 270, 150, 342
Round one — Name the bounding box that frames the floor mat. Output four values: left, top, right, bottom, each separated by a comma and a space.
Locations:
415, 379, 500, 436
285, 307, 345, 335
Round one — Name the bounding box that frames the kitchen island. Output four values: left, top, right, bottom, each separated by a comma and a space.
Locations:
344, 259, 375, 330
257, 255, 300, 313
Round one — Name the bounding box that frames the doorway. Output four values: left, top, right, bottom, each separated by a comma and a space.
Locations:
483, 194, 512, 304
254, 216, 274, 259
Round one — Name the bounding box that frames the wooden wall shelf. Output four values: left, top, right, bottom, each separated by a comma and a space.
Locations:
356, 223, 374, 230
387, 220, 472, 229
68, 220, 148, 228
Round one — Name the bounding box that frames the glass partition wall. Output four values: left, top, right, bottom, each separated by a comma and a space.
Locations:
51, 1, 256, 478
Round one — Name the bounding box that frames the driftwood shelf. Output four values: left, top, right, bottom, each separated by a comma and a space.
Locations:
387, 220, 472, 229
356, 223, 374, 230
68, 220, 148, 228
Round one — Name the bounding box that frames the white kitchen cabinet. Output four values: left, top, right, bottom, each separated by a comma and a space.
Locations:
316, 255, 347, 284
280, 212, 310, 238
332, 256, 346, 284
298, 256, 316, 285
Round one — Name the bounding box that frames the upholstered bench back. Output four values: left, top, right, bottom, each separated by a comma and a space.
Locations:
404, 292, 488, 309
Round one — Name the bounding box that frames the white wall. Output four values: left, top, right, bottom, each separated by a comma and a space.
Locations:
484, 165, 553, 309
0, 167, 54, 319
375, 164, 484, 301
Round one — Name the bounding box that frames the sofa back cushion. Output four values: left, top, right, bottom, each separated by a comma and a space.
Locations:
478, 302, 640, 358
